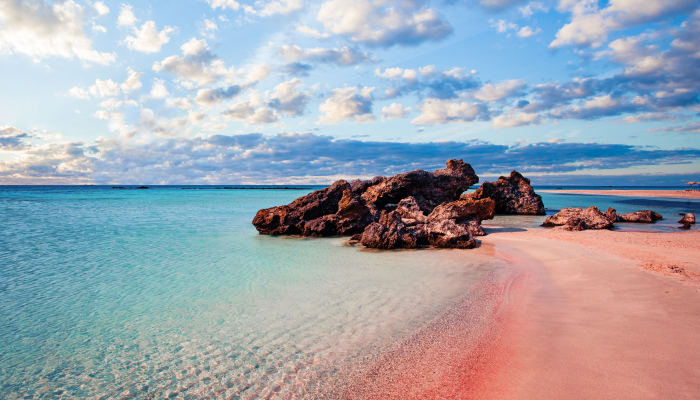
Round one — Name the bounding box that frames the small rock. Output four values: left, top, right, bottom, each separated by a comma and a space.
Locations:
617, 210, 663, 223
542, 207, 614, 230
679, 213, 695, 224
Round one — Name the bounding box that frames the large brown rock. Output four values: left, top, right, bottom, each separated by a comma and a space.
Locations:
465, 171, 545, 215
359, 211, 425, 249
617, 210, 663, 223
542, 207, 614, 231
253, 159, 480, 241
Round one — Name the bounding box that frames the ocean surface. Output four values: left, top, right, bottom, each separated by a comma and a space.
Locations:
1, 185, 697, 399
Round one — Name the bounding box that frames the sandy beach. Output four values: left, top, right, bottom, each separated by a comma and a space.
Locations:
469, 228, 700, 399
540, 189, 700, 200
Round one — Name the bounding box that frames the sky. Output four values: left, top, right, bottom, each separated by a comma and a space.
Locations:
0, 0, 699, 185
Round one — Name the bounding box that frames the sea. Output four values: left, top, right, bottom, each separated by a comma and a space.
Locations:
1, 185, 698, 399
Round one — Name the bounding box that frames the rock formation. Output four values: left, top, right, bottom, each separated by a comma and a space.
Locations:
541, 207, 614, 231
616, 210, 663, 223
679, 213, 695, 224
465, 171, 545, 215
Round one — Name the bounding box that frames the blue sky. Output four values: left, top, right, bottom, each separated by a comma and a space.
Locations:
0, 0, 699, 184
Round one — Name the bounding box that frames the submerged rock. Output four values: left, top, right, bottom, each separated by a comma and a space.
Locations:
679, 213, 695, 224
465, 171, 545, 215
542, 207, 614, 231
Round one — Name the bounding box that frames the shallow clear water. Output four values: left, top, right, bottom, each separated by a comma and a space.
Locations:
1, 185, 695, 399
0, 186, 498, 399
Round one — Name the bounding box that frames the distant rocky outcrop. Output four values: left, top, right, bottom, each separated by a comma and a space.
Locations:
542, 207, 614, 231
465, 171, 545, 215
679, 213, 695, 224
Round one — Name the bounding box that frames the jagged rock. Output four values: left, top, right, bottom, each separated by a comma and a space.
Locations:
604, 207, 619, 223
427, 197, 495, 236
421, 219, 476, 249
465, 171, 545, 215
617, 210, 663, 223
360, 159, 479, 216
542, 207, 614, 231
679, 213, 695, 224
360, 211, 425, 249
253, 160, 480, 240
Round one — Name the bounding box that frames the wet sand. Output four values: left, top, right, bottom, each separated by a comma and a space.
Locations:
473, 229, 700, 399
540, 189, 700, 199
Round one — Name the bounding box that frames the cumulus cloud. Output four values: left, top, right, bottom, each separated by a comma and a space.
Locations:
90, 1, 109, 16
375, 66, 479, 99
550, 0, 697, 49
267, 79, 311, 115
69, 86, 90, 99
316, 0, 452, 47
150, 79, 170, 99
381, 103, 411, 120
124, 21, 175, 53
117, 4, 137, 26
474, 79, 527, 101
411, 99, 489, 125
120, 68, 143, 93
0, 0, 115, 64
0, 125, 33, 150
519, 2, 548, 18
153, 38, 236, 87
297, 25, 331, 39
222, 102, 279, 124
194, 85, 242, 106
467, 0, 526, 12
282, 62, 313, 77
317, 86, 376, 124
88, 79, 121, 98
277, 45, 375, 66
517, 26, 541, 37
492, 111, 542, 129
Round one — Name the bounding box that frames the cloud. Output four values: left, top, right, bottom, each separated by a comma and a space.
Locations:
194, 85, 242, 106
411, 99, 489, 125
91, 1, 109, 16
153, 38, 235, 87
648, 121, 700, 134
622, 113, 691, 124
207, 0, 240, 10
117, 4, 137, 26
491, 19, 518, 33
120, 68, 143, 93
550, 0, 697, 49
519, 2, 548, 18
316, 0, 452, 47
0, 0, 115, 64
150, 79, 170, 99
3, 132, 699, 184
69, 86, 90, 99
381, 103, 411, 120
245, 0, 304, 17
277, 45, 375, 66
282, 62, 313, 77
222, 102, 279, 124
297, 25, 331, 39
467, 0, 525, 12
492, 111, 542, 129
517, 26, 541, 38
0, 126, 33, 151
267, 78, 311, 115
165, 97, 193, 109
89, 79, 121, 97
375, 66, 479, 99
474, 79, 527, 101
317, 86, 375, 124
124, 21, 175, 53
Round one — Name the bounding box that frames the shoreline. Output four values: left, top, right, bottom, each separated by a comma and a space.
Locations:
469, 228, 700, 398
540, 189, 700, 200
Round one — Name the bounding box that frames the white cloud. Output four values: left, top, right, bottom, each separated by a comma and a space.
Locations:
89, 79, 121, 97
207, 0, 241, 10
117, 4, 137, 26
381, 103, 411, 120
222, 94, 280, 124
550, 0, 696, 49
278, 45, 375, 66
316, 0, 452, 47
492, 112, 542, 129
153, 38, 236, 87
517, 26, 541, 38
491, 19, 518, 33
297, 25, 331, 39
244, 63, 270, 84
519, 2, 548, 18
411, 99, 488, 125
474, 79, 527, 101
92, 1, 110, 16
150, 79, 170, 99
69, 87, 90, 99
166, 97, 193, 109
120, 69, 143, 93
94, 110, 110, 119
317, 86, 375, 124
125, 21, 175, 53
268, 78, 311, 115
245, 0, 304, 17
91, 23, 107, 33
0, 0, 115, 65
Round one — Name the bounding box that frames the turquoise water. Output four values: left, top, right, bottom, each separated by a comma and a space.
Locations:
1, 185, 697, 399
0, 186, 501, 399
